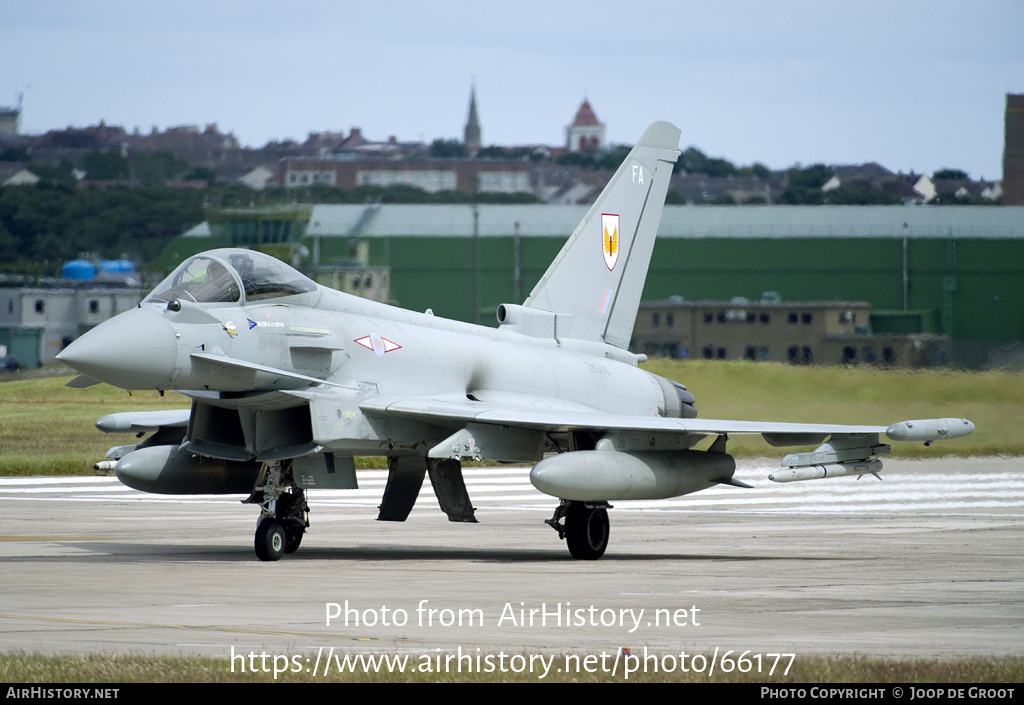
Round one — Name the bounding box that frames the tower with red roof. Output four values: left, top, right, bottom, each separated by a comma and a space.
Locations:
565, 98, 605, 152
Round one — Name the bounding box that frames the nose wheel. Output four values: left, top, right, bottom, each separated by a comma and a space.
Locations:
251, 461, 308, 561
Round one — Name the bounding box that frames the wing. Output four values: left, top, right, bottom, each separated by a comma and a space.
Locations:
359, 393, 973, 439
360, 394, 890, 434
360, 394, 974, 479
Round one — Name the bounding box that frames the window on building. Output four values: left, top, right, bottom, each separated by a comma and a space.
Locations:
883, 347, 896, 365
34, 299, 44, 314
863, 346, 877, 364
759, 346, 771, 361
843, 346, 857, 364
801, 312, 813, 324
666, 313, 674, 328
702, 345, 715, 360
704, 312, 713, 324
788, 345, 813, 365
744, 346, 756, 360
746, 312, 756, 323
716, 347, 727, 360
716, 311, 727, 323
89, 300, 99, 314
760, 313, 770, 324
652, 312, 660, 328
788, 312, 798, 324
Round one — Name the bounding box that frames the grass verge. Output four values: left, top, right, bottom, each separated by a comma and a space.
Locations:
1, 362, 1021, 477
642, 359, 1023, 458
1, 651, 1022, 683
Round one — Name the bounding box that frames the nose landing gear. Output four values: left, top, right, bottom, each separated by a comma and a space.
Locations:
251, 461, 309, 561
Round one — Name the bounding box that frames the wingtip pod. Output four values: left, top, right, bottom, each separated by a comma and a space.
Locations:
95, 414, 127, 433
95, 410, 191, 434
885, 418, 975, 442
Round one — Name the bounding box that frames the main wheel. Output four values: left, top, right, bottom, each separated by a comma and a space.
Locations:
284, 524, 304, 554
564, 503, 609, 560
255, 518, 286, 561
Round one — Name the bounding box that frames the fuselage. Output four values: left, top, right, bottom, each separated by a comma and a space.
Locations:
58, 249, 679, 456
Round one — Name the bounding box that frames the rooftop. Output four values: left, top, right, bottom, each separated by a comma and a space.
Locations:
570, 99, 600, 127
181, 204, 1024, 241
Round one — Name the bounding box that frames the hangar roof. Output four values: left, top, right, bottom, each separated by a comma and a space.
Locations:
188, 205, 1024, 240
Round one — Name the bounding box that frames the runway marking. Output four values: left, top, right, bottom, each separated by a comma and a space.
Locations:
0, 476, 122, 485
0, 536, 114, 542
3, 464, 1023, 516
0, 613, 382, 643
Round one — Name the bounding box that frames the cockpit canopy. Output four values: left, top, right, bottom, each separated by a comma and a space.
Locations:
144, 249, 318, 306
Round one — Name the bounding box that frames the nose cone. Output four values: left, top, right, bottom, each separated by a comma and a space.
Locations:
58, 306, 177, 390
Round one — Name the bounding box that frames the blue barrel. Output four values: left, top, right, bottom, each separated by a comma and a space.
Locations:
62, 260, 96, 280
100, 260, 135, 274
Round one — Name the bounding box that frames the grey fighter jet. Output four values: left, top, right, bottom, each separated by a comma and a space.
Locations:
58, 121, 974, 561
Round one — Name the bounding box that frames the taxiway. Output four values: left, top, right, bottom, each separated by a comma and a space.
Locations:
1, 457, 1021, 659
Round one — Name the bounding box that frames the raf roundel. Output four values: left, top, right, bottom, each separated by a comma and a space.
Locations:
354, 333, 402, 357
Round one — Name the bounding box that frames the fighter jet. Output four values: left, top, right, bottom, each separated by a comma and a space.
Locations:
58, 121, 974, 561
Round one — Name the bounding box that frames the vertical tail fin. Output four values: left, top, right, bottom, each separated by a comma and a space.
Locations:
524, 121, 680, 349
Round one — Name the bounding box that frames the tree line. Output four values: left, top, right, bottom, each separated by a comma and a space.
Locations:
0, 183, 206, 267
0, 181, 537, 270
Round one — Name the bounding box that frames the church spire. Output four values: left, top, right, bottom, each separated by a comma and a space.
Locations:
464, 84, 482, 155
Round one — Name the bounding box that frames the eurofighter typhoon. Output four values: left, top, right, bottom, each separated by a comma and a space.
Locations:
58, 121, 974, 560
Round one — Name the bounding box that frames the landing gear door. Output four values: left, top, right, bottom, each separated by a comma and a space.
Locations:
292, 453, 358, 490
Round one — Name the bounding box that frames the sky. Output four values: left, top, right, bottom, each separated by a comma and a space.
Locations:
2, 0, 1023, 180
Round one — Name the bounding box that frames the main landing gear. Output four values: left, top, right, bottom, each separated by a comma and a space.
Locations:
546, 500, 611, 560
250, 461, 309, 562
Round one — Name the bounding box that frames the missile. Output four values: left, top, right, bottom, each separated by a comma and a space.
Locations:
769, 459, 882, 483
530, 449, 736, 501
